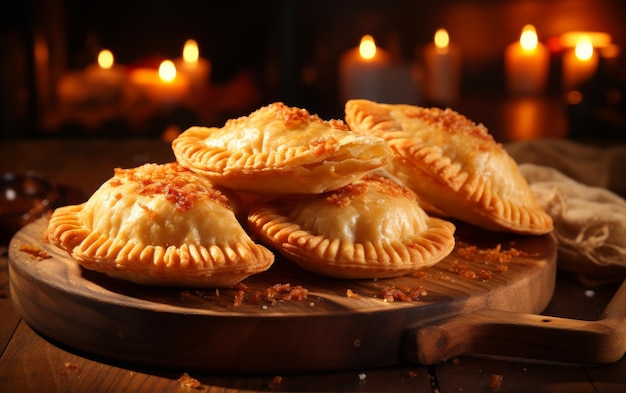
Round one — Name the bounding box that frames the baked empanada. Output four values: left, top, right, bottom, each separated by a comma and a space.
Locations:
344, 99, 553, 235
172, 102, 393, 195
47, 163, 274, 287
247, 174, 455, 279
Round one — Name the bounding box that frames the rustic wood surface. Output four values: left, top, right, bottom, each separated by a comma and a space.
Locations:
8, 215, 556, 373
1, 139, 626, 392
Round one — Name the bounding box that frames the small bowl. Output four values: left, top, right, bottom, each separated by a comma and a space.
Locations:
0, 171, 58, 240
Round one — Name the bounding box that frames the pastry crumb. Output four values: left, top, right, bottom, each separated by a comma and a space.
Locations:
381, 285, 427, 302
489, 374, 503, 390
178, 372, 201, 389
234, 283, 309, 306
346, 289, 360, 299
59, 362, 81, 375
19, 244, 51, 261
457, 243, 533, 264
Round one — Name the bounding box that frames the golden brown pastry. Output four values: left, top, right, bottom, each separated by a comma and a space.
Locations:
172, 102, 393, 195
47, 163, 274, 287
344, 99, 553, 235
247, 174, 456, 279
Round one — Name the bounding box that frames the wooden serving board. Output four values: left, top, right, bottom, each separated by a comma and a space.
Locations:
9, 217, 560, 373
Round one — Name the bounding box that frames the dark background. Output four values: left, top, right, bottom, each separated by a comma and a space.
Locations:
1, 0, 625, 139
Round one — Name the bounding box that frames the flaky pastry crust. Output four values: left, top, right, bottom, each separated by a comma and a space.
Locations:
172, 102, 393, 195
247, 174, 456, 279
47, 163, 274, 287
344, 99, 553, 235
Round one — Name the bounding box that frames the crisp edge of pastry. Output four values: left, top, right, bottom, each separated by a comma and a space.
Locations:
247, 188, 456, 280
47, 195, 275, 288
344, 99, 554, 235
171, 103, 394, 195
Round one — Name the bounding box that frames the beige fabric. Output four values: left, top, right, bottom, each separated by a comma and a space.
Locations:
517, 163, 626, 269
506, 139, 626, 282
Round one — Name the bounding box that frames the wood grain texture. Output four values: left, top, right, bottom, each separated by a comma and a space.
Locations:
9, 217, 557, 373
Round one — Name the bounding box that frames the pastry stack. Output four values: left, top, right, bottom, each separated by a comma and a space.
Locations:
47, 101, 552, 287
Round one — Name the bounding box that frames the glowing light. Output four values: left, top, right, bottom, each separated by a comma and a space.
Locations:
182, 39, 199, 64
97, 49, 114, 69
434, 29, 450, 51
575, 36, 594, 61
159, 60, 177, 82
561, 31, 611, 48
520, 25, 538, 51
566, 90, 583, 105
359, 35, 377, 60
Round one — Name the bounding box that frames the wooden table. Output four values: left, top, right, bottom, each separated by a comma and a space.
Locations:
1, 138, 625, 392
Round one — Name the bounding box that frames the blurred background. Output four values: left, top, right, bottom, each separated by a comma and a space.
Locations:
1, 0, 625, 142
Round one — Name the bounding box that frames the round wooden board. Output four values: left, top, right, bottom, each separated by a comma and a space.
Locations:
9, 217, 556, 373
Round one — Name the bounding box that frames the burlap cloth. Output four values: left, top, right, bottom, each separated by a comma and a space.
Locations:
506, 139, 626, 285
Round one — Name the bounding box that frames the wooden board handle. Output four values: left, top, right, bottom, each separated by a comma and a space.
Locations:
409, 279, 626, 365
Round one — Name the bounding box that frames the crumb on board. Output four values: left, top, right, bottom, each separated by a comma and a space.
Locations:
456, 243, 534, 264
346, 289, 360, 299
234, 283, 309, 307
489, 374, 504, 390
179, 284, 309, 307
178, 372, 201, 389
19, 244, 51, 261
446, 262, 495, 280
381, 285, 427, 302
442, 242, 535, 281
59, 362, 81, 375
234, 287, 246, 307
411, 270, 430, 279
269, 375, 283, 387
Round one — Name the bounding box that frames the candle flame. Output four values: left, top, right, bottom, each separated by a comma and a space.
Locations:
434, 29, 450, 50
359, 35, 377, 60
575, 36, 594, 61
159, 60, 177, 82
183, 39, 199, 63
520, 25, 538, 51
98, 49, 114, 69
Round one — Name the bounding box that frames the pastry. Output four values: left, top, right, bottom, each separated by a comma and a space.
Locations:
247, 174, 456, 279
344, 99, 553, 235
47, 163, 274, 287
172, 102, 393, 195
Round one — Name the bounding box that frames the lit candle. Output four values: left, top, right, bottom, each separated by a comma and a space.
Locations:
339, 35, 391, 103
423, 29, 461, 105
174, 39, 211, 95
85, 49, 127, 85
504, 25, 549, 95
562, 35, 598, 90
57, 48, 127, 107
129, 59, 190, 107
